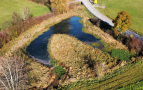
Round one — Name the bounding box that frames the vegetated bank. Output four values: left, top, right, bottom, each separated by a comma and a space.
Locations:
80, 16, 128, 53
96, 0, 143, 35
60, 59, 143, 90
0, 0, 50, 29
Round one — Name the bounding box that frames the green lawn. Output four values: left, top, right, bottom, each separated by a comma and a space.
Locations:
97, 0, 143, 35
0, 0, 50, 28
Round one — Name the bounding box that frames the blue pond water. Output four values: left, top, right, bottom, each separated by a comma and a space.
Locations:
26, 16, 104, 64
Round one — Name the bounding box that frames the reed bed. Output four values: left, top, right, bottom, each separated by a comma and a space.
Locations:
48, 34, 114, 85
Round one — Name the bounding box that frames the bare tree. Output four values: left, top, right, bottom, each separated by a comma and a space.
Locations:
0, 56, 25, 90
21, 7, 32, 21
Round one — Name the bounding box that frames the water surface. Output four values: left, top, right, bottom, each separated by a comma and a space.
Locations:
26, 16, 104, 64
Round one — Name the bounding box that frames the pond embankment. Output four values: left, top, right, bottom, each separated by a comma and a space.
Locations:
26, 16, 104, 65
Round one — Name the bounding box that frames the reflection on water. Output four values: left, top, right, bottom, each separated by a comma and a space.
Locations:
26, 16, 104, 65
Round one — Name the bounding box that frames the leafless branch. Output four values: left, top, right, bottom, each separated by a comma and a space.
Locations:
0, 56, 25, 90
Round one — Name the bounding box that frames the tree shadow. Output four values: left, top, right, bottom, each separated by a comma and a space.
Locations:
89, 18, 115, 37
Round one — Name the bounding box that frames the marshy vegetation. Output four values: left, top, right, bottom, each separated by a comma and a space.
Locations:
91, 42, 99, 47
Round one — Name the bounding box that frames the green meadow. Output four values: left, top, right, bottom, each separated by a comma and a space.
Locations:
0, 0, 50, 28
97, 0, 143, 35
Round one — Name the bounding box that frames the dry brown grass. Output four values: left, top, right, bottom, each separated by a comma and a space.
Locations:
48, 34, 115, 85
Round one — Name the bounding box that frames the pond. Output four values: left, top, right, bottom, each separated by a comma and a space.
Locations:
26, 16, 104, 65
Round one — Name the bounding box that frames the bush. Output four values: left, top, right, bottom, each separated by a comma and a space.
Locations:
11, 11, 23, 25
115, 33, 126, 42
11, 29, 18, 39
50, 59, 57, 66
111, 49, 133, 61
129, 38, 143, 54
54, 65, 66, 79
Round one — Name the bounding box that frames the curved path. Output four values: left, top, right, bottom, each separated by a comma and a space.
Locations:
72, 0, 143, 41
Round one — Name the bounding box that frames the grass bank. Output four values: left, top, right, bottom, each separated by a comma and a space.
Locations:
0, 0, 50, 28
96, 0, 143, 35
60, 60, 143, 90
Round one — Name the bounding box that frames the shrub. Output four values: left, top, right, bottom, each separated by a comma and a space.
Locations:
115, 33, 126, 42
54, 65, 66, 79
129, 38, 143, 54
111, 49, 133, 61
11, 11, 23, 25
11, 29, 18, 39
123, 37, 132, 46
50, 59, 57, 66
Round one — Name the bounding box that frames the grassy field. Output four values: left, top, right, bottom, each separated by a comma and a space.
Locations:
97, 0, 143, 35
0, 0, 50, 29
